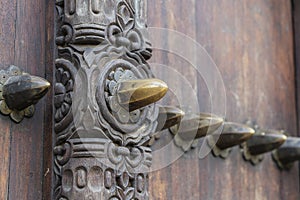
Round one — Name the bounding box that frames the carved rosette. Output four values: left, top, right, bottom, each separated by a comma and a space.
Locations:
54, 1, 155, 199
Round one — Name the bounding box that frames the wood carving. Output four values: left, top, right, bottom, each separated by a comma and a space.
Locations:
54, 0, 164, 199
53, 1, 300, 199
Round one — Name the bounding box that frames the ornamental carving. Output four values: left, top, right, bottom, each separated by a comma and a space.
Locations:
54, 1, 157, 199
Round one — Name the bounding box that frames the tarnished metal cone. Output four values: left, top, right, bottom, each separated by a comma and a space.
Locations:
273, 137, 300, 169
156, 106, 185, 132
211, 122, 255, 150
245, 130, 287, 156
170, 113, 224, 141
3, 75, 50, 111
117, 78, 168, 112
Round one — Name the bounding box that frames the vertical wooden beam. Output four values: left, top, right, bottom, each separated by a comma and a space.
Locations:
53, 0, 161, 199
293, 0, 300, 134
43, 0, 55, 199
292, 0, 300, 189
0, 0, 52, 198
8, 0, 47, 198
0, 0, 16, 198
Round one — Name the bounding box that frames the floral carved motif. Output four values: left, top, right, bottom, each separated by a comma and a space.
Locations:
54, 1, 155, 199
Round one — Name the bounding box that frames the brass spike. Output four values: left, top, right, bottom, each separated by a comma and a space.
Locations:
170, 113, 224, 141
208, 122, 255, 158
272, 137, 300, 170
3, 75, 50, 111
245, 130, 287, 155
117, 78, 168, 112
156, 106, 185, 132
242, 129, 287, 165
214, 122, 255, 150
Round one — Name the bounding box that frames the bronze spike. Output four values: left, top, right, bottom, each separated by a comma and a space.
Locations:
272, 137, 300, 170
242, 129, 287, 164
170, 113, 224, 141
215, 122, 255, 149
3, 75, 50, 111
156, 106, 185, 132
116, 78, 168, 112
208, 122, 255, 158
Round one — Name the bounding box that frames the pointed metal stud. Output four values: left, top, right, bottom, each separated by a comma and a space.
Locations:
146, 106, 185, 147
156, 106, 185, 132
207, 122, 255, 158
272, 137, 300, 170
169, 113, 224, 151
241, 128, 287, 165
0, 65, 50, 123
3, 75, 50, 110
116, 78, 168, 112
170, 113, 224, 141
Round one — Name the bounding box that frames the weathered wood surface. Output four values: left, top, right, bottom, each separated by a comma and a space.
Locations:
0, 0, 52, 199
148, 0, 299, 199
0, 0, 298, 199
294, 1, 300, 135
43, 0, 55, 199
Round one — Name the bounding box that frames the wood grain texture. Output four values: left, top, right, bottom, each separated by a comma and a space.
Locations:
0, 0, 16, 199
293, 0, 300, 135
0, 0, 298, 199
0, 0, 52, 199
43, 0, 55, 199
148, 0, 299, 199
148, 1, 200, 199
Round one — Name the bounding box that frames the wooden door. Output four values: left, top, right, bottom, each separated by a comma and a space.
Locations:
0, 0, 53, 199
0, 0, 298, 199
148, 0, 299, 199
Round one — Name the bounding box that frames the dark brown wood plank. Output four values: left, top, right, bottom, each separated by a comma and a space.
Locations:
0, 0, 16, 199
293, 0, 300, 135
147, 1, 174, 199
196, 1, 298, 200
43, 0, 55, 199
148, 0, 201, 199
158, 1, 201, 200
148, 0, 299, 199
8, 0, 47, 199
0, 120, 11, 200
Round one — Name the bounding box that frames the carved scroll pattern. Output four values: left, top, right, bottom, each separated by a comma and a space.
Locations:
54, 0, 155, 199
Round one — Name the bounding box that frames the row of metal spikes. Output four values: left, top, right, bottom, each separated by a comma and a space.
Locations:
152, 106, 299, 170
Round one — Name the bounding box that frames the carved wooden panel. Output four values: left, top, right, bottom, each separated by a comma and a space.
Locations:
54, 1, 155, 199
